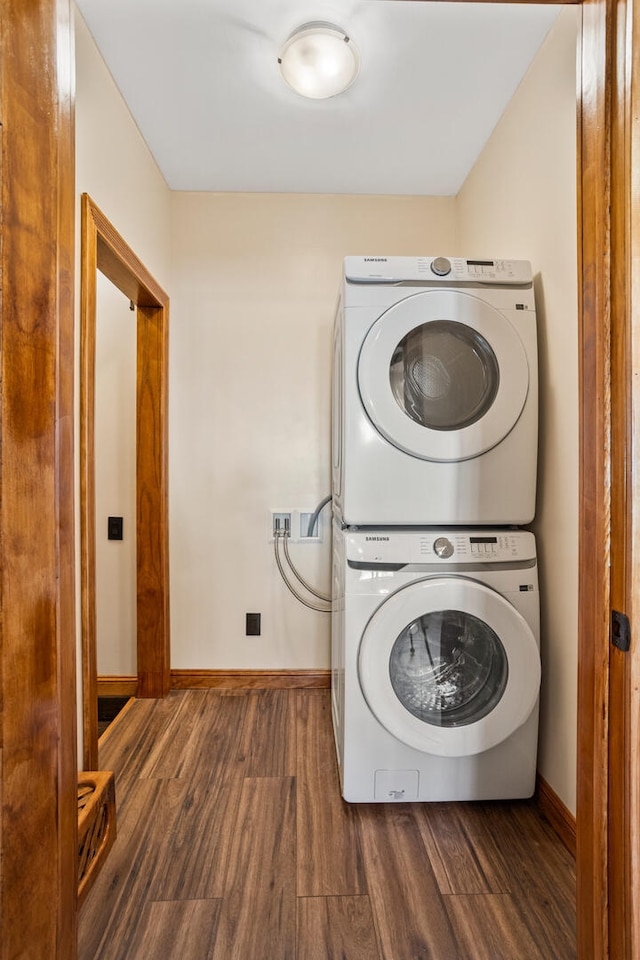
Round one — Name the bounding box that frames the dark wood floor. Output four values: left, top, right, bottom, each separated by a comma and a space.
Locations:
79, 689, 576, 960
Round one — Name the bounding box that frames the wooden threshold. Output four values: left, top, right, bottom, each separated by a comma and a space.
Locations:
170, 669, 331, 690
536, 774, 576, 858
97, 676, 139, 698
97, 697, 137, 749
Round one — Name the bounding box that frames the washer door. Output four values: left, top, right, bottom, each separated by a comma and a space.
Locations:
358, 577, 540, 757
357, 290, 529, 462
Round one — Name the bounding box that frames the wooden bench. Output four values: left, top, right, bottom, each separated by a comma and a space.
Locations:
78, 771, 117, 908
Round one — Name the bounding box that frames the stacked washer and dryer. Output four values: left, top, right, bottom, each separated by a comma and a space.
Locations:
331, 256, 542, 802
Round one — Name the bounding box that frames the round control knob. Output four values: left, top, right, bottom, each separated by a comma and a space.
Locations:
431, 257, 452, 277
433, 536, 454, 558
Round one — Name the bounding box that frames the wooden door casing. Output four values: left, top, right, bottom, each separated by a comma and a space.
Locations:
0, 1, 78, 956
0, 0, 633, 957
576, 1, 613, 956
80, 194, 170, 771
608, 0, 640, 954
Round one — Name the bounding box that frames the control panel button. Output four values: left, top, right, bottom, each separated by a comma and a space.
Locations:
431, 257, 452, 277
433, 536, 454, 558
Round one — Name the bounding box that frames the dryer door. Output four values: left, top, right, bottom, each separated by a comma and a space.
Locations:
357, 290, 529, 462
331, 304, 344, 503
358, 577, 540, 757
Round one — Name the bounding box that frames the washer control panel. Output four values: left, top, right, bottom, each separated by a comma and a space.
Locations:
344, 256, 532, 286
346, 529, 535, 564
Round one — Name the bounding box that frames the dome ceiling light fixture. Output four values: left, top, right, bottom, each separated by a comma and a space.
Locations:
278, 21, 360, 100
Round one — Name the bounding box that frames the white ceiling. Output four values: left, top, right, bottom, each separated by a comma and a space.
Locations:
75, 0, 561, 196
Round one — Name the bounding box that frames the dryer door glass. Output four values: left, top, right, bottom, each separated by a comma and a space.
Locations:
389, 321, 500, 431
389, 609, 508, 727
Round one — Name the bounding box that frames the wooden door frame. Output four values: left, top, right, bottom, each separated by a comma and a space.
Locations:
0, 1, 78, 956
0, 0, 632, 957
576, 0, 640, 955
607, 0, 640, 953
80, 194, 170, 770
575, 0, 612, 952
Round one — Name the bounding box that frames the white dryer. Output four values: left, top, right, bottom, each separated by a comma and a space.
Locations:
332, 256, 538, 525
331, 524, 541, 802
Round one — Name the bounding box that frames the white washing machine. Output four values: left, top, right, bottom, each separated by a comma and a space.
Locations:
332, 256, 538, 526
331, 523, 541, 802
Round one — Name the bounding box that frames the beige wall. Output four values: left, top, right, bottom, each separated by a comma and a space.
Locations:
169, 193, 456, 669
75, 11, 171, 283
75, 8, 172, 734
93, 274, 137, 675
456, 6, 580, 814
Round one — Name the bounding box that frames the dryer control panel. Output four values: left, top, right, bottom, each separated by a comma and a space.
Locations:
344, 256, 533, 286
345, 529, 536, 565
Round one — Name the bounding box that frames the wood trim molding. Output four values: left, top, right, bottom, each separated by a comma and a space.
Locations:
607, 0, 633, 951
536, 775, 577, 858
576, 2, 615, 957
605, 0, 640, 951
0, 1, 78, 955
80, 194, 170, 770
97, 676, 139, 698
136, 302, 171, 698
170, 669, 331, 690
624, 2, 640, 955
88, 202, 168, 308
80, 194, 99, 772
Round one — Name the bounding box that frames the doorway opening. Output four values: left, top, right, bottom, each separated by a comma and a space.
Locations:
80, 193, 170, 770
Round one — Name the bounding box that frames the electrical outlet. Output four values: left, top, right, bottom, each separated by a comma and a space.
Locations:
246, 612, 261, 636
107, 516, 123, 540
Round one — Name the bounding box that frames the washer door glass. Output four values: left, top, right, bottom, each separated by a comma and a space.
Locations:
358, 290, 530, 462
389, 610, 508, 727
390, 322, 499, 431
358, 577, 540, 757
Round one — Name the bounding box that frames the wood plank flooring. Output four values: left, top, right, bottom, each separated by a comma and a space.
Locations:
79, 689, 576, 960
